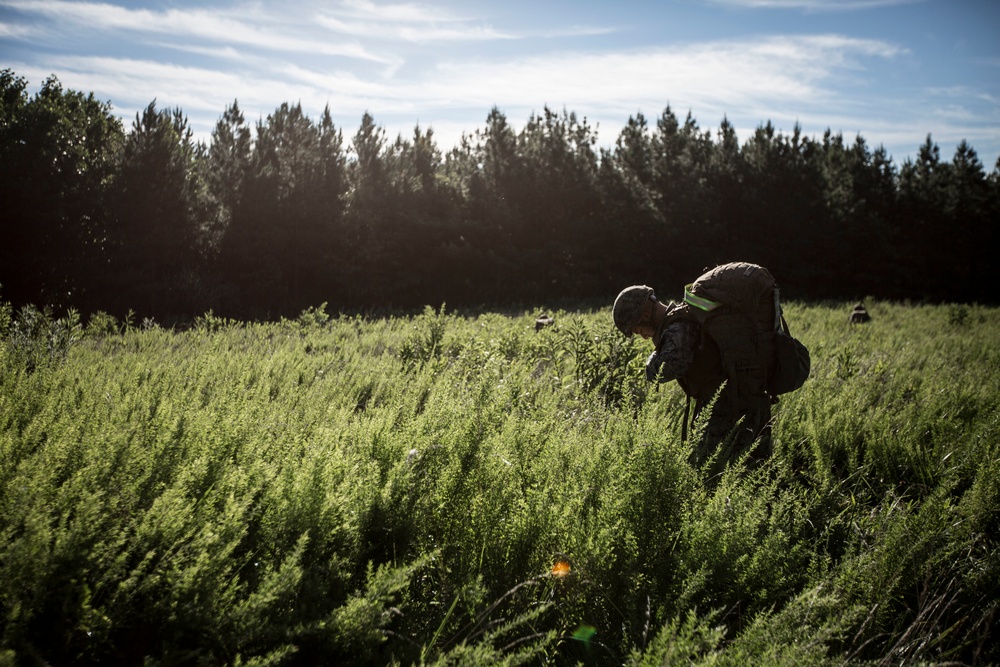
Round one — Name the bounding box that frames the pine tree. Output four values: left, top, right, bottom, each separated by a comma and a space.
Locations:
0, 72, 123, 310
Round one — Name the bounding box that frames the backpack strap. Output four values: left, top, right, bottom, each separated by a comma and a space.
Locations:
681, 394, 691, 444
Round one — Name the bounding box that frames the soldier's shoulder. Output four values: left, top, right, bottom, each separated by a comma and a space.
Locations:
658, 317, 699, 349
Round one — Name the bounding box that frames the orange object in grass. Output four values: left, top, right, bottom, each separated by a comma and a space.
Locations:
551, 560, 571, 577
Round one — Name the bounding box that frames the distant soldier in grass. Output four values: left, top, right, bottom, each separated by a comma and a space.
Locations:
849, 302, 871, 324
613, 263, 810, 478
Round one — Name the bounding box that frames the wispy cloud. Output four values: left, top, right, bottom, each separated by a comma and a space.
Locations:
314, 13, 513, 43
1, 0, 392, 62
0, 20, 29, 37
4, 26, 906, 139
313, 0, 611, 43
339, 0, 464, 24
704, 0, 926, 9
305, 0, 513, 43
423, 34, 905, 118
12, 55, 261, 111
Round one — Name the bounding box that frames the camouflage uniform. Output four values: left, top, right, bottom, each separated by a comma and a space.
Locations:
647, 314, 772, 479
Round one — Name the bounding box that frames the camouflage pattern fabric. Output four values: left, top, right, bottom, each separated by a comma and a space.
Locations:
645, 319, 698, 382
648, 315, 772, 481
613, 285, 654, 336
691, 388, 772, 483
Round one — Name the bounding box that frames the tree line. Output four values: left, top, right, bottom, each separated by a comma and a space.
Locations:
3, 69, 998, 322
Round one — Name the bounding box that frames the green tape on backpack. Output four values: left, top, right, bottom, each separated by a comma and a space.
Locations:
684, 284, 721, 312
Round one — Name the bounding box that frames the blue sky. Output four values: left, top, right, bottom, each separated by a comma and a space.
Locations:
2, 0, 998, 170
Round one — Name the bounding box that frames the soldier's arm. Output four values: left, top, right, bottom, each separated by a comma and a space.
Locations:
645, 320, 698, 383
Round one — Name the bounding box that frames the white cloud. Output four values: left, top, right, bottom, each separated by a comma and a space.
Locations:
6, 30, 907, 140
312, 10, 609, 43
339, 0, 462, 23
0, 20, 30, 37
159, 43, 247, 62
422, 34, 904, 118
15, 55, 258, 111
312, 0, 611, 43
704, 0, 926, 10
1, 0, 393, 62
925, 85, 1000, 110
313, 14, 513, 42
319, 0, 619, 43
306, 0, 516, 43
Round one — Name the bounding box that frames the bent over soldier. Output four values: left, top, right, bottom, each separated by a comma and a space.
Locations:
613, 284, 772, 476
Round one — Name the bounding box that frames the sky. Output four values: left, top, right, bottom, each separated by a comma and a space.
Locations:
2, 0, 999, 170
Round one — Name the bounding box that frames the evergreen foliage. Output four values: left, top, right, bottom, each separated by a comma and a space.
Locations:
2, 69, 999, 322
0, 72, 124, 311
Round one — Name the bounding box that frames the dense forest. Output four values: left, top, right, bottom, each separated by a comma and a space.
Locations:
2, 69, 998, 321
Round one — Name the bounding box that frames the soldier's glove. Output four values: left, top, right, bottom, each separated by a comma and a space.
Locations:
645, 351, 663, 382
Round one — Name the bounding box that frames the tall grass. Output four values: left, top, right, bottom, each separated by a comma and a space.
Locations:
0, 299, 997, 665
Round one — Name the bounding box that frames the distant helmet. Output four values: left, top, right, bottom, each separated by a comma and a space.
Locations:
613, 285, 655, 336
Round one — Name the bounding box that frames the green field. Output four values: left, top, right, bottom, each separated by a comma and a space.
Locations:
1, 300, 997, 665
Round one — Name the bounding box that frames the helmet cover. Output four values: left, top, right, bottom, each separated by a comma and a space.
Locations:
613, 285, 655, 336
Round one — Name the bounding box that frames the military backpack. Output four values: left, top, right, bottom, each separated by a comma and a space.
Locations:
667, 262, 810, 404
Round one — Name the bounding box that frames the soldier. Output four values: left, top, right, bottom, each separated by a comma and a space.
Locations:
613, 284, 773, 477
535, 313, 554, 332
849, 303, 871, 324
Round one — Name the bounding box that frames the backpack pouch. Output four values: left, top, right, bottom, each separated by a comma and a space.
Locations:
769, 331, 811, 395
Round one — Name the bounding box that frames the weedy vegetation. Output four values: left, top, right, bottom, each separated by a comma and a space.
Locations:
0, 295, 997, 665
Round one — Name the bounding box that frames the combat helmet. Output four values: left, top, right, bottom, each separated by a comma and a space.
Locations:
613, 285, 655, 337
